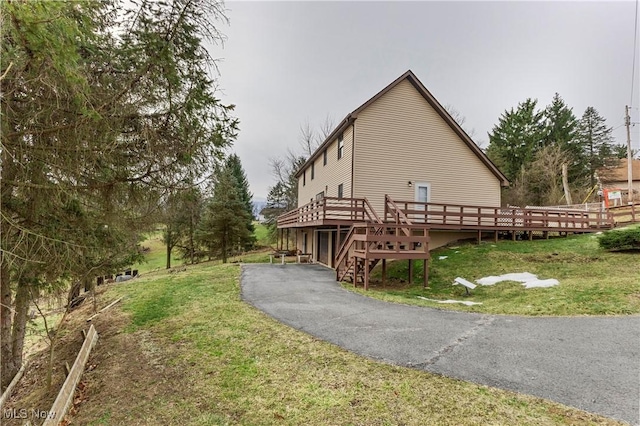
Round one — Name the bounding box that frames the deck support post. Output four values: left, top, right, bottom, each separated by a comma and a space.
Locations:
278, 229, 283, 251
544, 231, 549, 240
354, 258, 359, 288
286, 229, 290, 251
335, 225, 341, 267
477, 230, 482, 245
364, 259, 369, 291
408, 259, 413, 284
423, 259, 429, 289
529, 231, 533, 241
512, 230, 516, 241
494, 231, 498, 243
382, 259, 387, 286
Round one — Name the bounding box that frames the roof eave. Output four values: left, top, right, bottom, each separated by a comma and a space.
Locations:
400, 72, 510, 187
294, 114, 355, 178
293, 69, 510, 187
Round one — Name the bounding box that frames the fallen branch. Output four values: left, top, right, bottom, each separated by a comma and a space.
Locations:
86, 297, 123, 322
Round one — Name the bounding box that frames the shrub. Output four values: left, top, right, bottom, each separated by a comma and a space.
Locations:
598, 228, 640, 251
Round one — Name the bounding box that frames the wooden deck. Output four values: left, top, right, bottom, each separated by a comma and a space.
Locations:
276, 195, 634, 290
386, 198, 613, 232
333, 223, 430, 290
608, 203, 639, 225
277, 197, 381, 228
278, 196, 616, 232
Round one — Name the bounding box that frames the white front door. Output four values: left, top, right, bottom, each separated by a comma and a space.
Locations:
414, 182, 431, 222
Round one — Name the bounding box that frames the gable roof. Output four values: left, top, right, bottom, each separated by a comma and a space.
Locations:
597, 158, 640, 183
295, 70, 509, 186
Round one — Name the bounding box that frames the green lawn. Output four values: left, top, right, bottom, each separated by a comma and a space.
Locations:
68, 260, 622, 425
135, 224, 273, 274
346, 231, 640, 316
253, 220, 272, 247
135, 231, 183, 273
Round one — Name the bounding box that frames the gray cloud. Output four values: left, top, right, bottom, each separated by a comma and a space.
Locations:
206, 1, 640, 199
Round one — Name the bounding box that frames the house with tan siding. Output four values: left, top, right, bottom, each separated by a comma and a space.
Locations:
277, 71, 610, 288
597, 158, 640, 203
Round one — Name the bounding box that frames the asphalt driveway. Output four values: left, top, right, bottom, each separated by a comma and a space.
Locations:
241, 263, 640, 425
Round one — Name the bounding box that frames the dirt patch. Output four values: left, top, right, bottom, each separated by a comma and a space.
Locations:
3, 297, 97, 425
3, 286, 195, 425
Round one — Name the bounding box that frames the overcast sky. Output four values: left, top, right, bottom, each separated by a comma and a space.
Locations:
206, 1, 640, 200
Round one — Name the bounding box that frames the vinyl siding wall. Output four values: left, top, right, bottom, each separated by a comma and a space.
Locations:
602, 181, 640, 193
353, 79, 501, 216
429, 231, 478, 250
298, 125, 354, 207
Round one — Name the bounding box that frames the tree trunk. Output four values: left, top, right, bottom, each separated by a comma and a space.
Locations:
84, 275, 95, 293
1, 259, 13, 389
189, 219, 195, 265
222, 230, 227, 264
8, 279, 29, 387
562, 163, 573, 205
165, 227, 173, 269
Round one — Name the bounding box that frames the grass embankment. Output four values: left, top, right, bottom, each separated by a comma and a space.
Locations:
136, 228, 273, 274
7, 229, 626, 424
348, 232, 640, 316
58, 262, 620, 425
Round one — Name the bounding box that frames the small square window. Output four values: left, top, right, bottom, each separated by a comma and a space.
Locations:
311, 162, 315, 180
337, 183, 344, 199
302, 170, 306, 186
323, 149, 327, 166
337, 134, 344, 160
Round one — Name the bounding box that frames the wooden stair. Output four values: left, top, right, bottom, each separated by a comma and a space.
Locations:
334, 196, 430, 290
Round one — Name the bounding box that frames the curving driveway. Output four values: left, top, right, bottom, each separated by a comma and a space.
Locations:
241, 264, 640, 425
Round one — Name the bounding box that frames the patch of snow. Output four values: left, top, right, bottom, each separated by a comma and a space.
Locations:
438, 256, 448, 260
417, 296, 482, 306
477, 272, 538, 286
476, 272, 559, 289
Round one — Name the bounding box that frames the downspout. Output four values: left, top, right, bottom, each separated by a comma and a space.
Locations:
351, 122, 356, 198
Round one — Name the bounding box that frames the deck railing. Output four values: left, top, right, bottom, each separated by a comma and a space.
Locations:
348, 224, 430, 257
391, 200, 613, 230
278, 196, 617, 230
608, 203, 639, 224
334, 223, 430, 285
277, 197, 379, 227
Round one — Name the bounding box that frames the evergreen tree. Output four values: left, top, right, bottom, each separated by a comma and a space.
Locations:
575, 107, 615, 186
197, 170, 251, 263
612, 144, 631, 159
486, 99, 546, 182
0, 0, 237, 386
224, 154, 256, 249
543, 93, 583, 181
162, 187, 205, 267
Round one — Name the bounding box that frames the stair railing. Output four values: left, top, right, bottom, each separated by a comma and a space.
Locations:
384, 195, 413, 237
